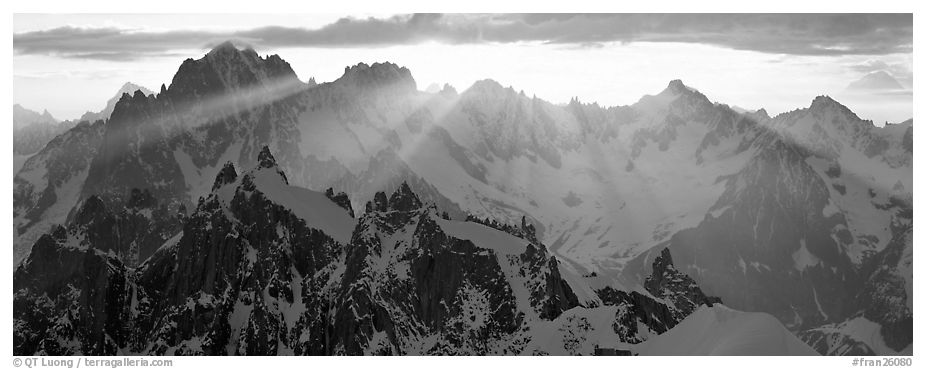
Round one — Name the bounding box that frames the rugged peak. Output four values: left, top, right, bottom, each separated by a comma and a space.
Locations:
75, 195, 107, 220
257, 146, 278, 168
212, 161, 239, 191
372, 191, 388, 212
118, 82, 149, 94
80, 82, 155, 123
754, 108, 770, 120
652, 247, 675, 271
661, 79, 705, 98
165, 40, 299, 102
388, 181, 423, 212
251, 146, 289, 185
463, 79, 522, 102
807, 95, 864, 123
440, 83, 458, 97
108, 90, 156, 123
337, 62, 417, 92
206, 40, 257, 59
810, 95, 839, 110
469, 79, 508, 93
645, 247, 722, 317
666, 79, 687, 92
72, 195, 114, 233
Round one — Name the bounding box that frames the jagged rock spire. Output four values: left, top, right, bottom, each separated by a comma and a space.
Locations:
255, 146, 289, 185
258, 146, 277, 168
338, 62, 417, 93
373, 191, 388, 212
74, 195, 109, 227
212, 161, 238, 191
388, 182, 422, 212
644, 247, 722, 316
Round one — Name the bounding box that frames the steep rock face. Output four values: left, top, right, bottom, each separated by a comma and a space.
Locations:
511, 246, 735, 356
329, 182, 580, 354
136, 157, 348, 355
798, 222, 913, 355
211, 162, 239, 191
624, 132, 861, 329
14, 148, 586, 356
77, 42, 305, 209
853, 225, 913, 351
14, 121, 76, 157
68, 190, 184, 267
80, 90, 189, 217
79, 82, 155, 124
621, 117, 911, 354
643, 248, 722, 319
595, 247, 720, 344
13, 226, 141, 355
332, 208, 520, 354
14, 121, 106, 264
165, 41, 301, 104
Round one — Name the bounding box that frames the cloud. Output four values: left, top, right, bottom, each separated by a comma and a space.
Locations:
14, 14, 913, 61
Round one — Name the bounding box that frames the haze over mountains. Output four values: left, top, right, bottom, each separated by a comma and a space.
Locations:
847, 71, 907, 92
12, 42, 912, 356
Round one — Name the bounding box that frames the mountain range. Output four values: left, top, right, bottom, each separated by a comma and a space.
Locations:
12, 41, 912, 356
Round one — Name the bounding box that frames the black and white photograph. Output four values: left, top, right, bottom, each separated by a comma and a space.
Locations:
6, 2, 920, 365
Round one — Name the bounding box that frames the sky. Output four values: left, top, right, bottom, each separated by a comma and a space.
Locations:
12, 13, 914, 124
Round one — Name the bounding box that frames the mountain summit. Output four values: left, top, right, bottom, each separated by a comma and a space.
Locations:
165, 41, 302, 102
79, 82, 154, 123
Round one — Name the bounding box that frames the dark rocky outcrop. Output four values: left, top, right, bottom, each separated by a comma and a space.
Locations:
15, 148, 584, 356
595, 247, 720, 344
325, 188, 354, 218
387, 182, 422, 212
13, 227, 140, 355
211, 162, 238, 191
644, 248, 722, 318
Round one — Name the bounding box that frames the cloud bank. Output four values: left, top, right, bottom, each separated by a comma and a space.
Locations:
14, 14, 913, 61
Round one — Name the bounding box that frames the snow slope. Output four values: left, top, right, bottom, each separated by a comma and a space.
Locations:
634, 305, 818, 356
436, 217, 529, 255
214, 164, 357, 244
